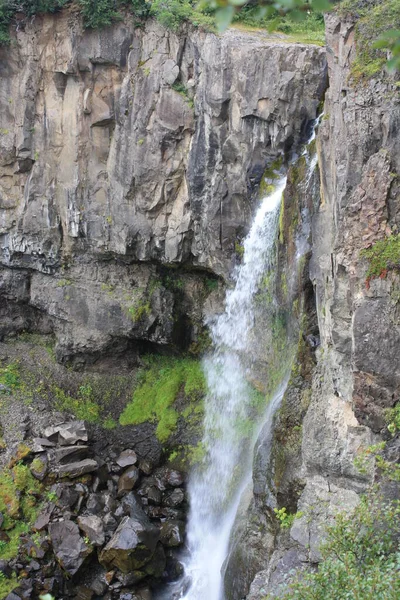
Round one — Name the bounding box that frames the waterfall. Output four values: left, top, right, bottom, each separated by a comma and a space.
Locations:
180, 178, 287, 600
155, 118, 322, 600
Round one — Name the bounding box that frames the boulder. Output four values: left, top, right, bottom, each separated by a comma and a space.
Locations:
44, 421, 88, 446
99, 516, 160, 573
165, 469, 184, 487
159, 521, 185, 547
74, 585, 94, 600
31, 438, 56, 452
116, 450, 138, 469
0, 559, 13, 578
32, 504, 54, 532
58, 459, 98, 479
138, 458, 153, 475
162, 488, 185, 508
49, 520, 91, 575
77, 515, 105, 547
86, 493, 105, 513
54, 445, 90, 464
117, 466, 140, 496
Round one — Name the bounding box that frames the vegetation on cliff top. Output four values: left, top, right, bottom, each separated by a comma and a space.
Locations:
0, 0, 326, 44
340, 0, 400, 79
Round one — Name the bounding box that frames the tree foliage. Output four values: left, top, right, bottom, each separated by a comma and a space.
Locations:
275, 487, 400, 600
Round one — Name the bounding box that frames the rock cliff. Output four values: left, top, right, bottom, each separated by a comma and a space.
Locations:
240, 13, 400, 599
2, 5, 399, 600
0, 10, 326, 364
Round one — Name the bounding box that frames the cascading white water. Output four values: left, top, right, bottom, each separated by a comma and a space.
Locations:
180, 178, 287, 600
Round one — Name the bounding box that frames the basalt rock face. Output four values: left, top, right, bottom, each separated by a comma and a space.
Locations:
244, 14, 400, 600
0, 11, 326, 363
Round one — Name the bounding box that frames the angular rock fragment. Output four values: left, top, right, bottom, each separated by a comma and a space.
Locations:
116, 449, 138, 468
44, 421, 88, 446
54, 445, 90, 464
58, 459, 98, 479
162, 488, 184, 507
30, 454, 48, 480
78, 515, 105, 547
49, 520, 91, 575
31, 438, 56, 452
99, 515, 159, 573
159, 520, 185, 547
117, 466, 140, 496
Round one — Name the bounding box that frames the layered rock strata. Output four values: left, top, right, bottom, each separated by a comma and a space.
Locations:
0, 11, 326, 362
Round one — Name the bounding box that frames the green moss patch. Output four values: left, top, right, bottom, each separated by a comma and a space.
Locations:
119, 356, 206, 443
360, 234, 400, 283
0, 363, 21, 392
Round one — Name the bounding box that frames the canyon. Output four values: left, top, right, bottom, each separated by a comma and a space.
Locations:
0, 4, 399, 600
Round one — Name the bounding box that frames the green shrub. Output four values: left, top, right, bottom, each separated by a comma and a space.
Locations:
77, 0, 122, 29
119, 355, 206, 442
0, 462, 42, 561
0, 0, 150, 41
277, 489, 400, 600
150, 0, 214, 31
0, 0, 69, 43
0, 572, 18, 598
274, 506, 303, 529
53, 383, 100, 422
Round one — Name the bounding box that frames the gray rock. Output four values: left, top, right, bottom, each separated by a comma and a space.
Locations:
116, 449, 138, 468
86, 492, 105, 514
30, 454, 48, 480
0, 559, 12, 578
99, 515, 160, 574
49, 520, 91, 575
77, 515, 105, 547
32, 504, 54, 531
31, 437, 56, 452
162, 488, 184, 508
58, 459, 98, 479
44, 421, 88, 446
54, 445, 90, 464
159, 520, 185, 547
0, 14, 325, 362
5, 593, 21, 600
165, 469, 184, 487
117, 466, 140, 496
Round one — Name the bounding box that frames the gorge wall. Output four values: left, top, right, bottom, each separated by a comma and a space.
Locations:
1, 5, 399, 600
238, 12, 400, 600
0, 9, 325, 366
